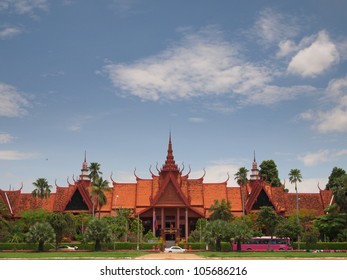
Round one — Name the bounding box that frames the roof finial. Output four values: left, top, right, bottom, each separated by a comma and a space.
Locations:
161, 131, 179, 172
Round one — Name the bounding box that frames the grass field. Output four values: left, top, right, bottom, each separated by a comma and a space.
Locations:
0, 251, 151, 259
0, 250, 346, 259
195, 251, 347, 259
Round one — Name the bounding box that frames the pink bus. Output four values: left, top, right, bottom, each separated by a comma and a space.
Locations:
232, 236, 292, 251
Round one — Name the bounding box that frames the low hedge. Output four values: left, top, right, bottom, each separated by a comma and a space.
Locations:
293, 242, 347, 250
0, 242, 162, 251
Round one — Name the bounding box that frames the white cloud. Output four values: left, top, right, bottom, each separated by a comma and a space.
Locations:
188, 117, 205, 123
0, 26, 22, 39
0, 83, 30, 117
190, 160, 241, 186
285, 177, 328, 193
252, 8, 299, 47
105, 26, 316, 107
0, 133, 14, 144
0, 0, 48, 15
301, 76, 347, 133
287, 31, 340, 77
0, 150, 37, 160
298, 149, 347, 166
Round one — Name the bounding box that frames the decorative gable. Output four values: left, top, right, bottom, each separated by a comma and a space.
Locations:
156, 181, 186, 206
251, 189, 274, 210
65, 188, 89, 211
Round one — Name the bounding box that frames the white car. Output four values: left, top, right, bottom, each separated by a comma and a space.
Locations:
164, 246, 185, 253
56, 245, 78, 251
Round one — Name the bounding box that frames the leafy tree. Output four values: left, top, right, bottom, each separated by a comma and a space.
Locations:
331, 174, 347, 212
189, 218, 208, 243
31, 178, 52, 207
230, 219, 254, 252
205, 220, 232, 251
275, 216, 302, 242
115, 208, 133, 241
18, 209, 50, 233
91, 177, 111, 219
314, 204, 347, 241
48, 212, 75, 247
26, 222, 55, 252
259, 160, 281, 187
302, 227, 320, 248
73, 213, 92, 238
130, 216, 144, 243
84, 219, 112, 251
256, 206, 279, 238
326, 167, 346, 190
235, 167, 249, 216
209, 199, 233, 222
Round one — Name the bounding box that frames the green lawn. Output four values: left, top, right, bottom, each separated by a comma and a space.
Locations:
0, 251, 152, 259
195, 251, 347, 259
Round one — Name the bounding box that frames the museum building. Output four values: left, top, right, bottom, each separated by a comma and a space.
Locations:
0, 136, 333, 242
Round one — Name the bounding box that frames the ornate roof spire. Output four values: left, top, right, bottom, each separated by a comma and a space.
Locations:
161, 132, 179, 172
80, 151, 90, 181
250, 150, 260, 181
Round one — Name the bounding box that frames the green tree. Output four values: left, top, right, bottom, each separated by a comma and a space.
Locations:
275, 216, 302, 242
89, 162, 103, 218
230, 219, 254, 252
256, 206, 279, 239
31, 178, 52, 207
326, 167, 346, 190
89, 162, 103, 183
130, 216, 144, 244
288, 168, 302, 240
259, 160, 281, 187
331, 174, 347, 212
314, 204, 347, 241
235, 167, 249, 216
26, 222, 55, 252
18, 209, 50, 233
205, 220, 232, 251
209, 199, 233, 222
115, 208, 133, 241
188, 218, 208, 243
302, 227, 320, 248
84, 219, 112, 251
91, 177, 111, 219
48, 212, 75, 247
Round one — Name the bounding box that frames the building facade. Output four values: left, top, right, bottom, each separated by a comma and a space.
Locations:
0, 136, 333, 243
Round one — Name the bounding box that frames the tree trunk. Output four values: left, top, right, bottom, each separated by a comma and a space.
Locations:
38, 241, 44, 252
216, 238, 221, 252
95, 239, 101, 251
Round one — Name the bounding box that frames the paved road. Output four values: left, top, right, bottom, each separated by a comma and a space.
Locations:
135, 253, 204, 260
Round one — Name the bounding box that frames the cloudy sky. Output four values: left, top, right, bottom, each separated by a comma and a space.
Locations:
1, 0, 346, 194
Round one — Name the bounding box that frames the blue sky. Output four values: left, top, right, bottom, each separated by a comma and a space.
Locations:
1, 0, 346, 194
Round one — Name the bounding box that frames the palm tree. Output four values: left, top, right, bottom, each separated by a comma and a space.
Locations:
32, 178, 52, 208
289, 168, 302, 247
91, 177, 111, 219
235, 167, 249, 216
89, 162, 102, 183
89, 162, 103, 218
209, 199, 233, 221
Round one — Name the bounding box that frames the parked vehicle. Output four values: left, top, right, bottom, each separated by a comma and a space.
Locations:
232, 236, 292, 251
164, 246, 185, 253
56, 245, 78, 251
